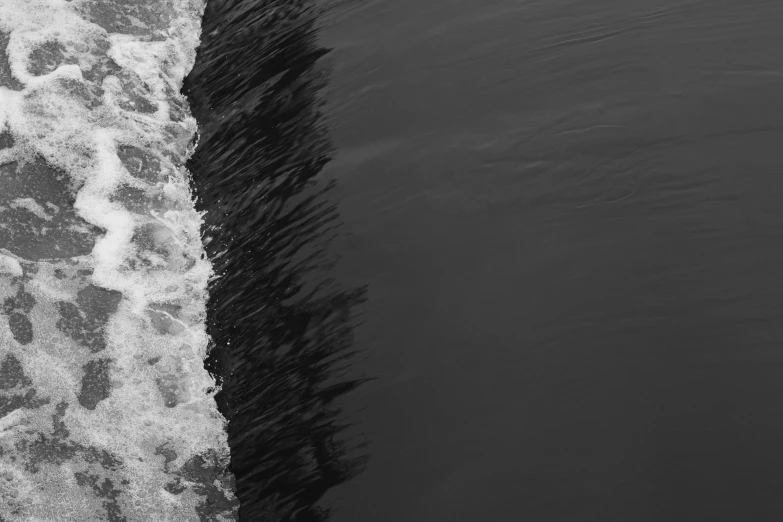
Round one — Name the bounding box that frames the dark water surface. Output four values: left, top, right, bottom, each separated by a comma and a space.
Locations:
185, 1, 371, 520
317, 1, 783, 520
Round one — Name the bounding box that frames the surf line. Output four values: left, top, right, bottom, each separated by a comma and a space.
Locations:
0, 0, 237, 520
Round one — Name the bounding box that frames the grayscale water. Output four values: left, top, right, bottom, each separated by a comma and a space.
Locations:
317, 1, 783, 520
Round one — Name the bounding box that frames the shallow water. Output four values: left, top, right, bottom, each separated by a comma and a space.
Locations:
317, 1, 783, 520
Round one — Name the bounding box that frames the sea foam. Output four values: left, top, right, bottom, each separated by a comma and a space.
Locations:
0, 0, 236, 520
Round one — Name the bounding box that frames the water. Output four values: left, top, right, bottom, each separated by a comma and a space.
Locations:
0, 0, 235, 519
315, 1, 783, 521
0, 0, 372, 519
184, 1, 370, 520
9, 0, 780, 519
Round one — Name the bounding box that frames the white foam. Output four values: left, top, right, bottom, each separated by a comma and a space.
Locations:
0, 254, 23, 276
10, 197, 52, 220
0, 0, 235, 520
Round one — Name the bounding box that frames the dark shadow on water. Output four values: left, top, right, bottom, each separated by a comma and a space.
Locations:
183, 1, 373, 520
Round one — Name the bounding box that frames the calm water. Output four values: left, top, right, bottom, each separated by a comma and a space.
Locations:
317, 1, 783, 520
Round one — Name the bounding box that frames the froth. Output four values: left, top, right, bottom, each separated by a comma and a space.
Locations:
0, 0, 236, 519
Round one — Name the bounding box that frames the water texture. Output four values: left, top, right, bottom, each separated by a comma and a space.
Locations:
0, 0, 236, 520
184, 1, 370, 520
316, 1, 783, 521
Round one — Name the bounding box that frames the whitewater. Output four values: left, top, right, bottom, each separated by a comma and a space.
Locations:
0, 0, 236, 520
